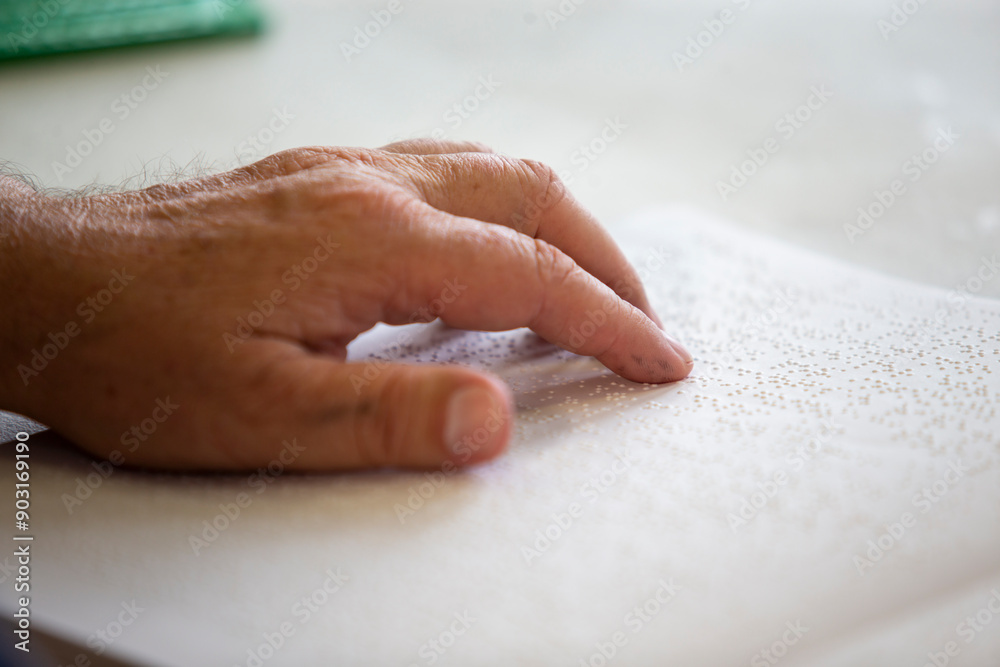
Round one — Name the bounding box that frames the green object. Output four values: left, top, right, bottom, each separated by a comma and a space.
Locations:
0, 0, 264, 60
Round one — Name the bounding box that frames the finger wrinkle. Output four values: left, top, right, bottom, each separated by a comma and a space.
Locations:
526, 238, 575, 332
518, 159, 568, 238
318, 400, 373, 424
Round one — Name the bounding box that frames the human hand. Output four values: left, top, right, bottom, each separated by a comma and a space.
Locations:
0, 140, 691, 471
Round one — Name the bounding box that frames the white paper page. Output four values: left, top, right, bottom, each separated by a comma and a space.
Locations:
2, 207, 998, 666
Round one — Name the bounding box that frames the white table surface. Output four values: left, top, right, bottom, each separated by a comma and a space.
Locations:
1, 1, 999, 665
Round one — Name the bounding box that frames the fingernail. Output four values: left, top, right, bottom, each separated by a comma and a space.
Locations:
664, 334, 694, 367
443, 387, 507, 461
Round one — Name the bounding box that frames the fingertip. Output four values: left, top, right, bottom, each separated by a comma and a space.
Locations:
663, 333, 694, 370
648, 345, 693, 384
601, 314, 693, 385
654, 331, 694, 383
441, 374, 514, 465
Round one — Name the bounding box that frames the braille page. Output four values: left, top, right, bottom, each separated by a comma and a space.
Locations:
3, 206, 998, 666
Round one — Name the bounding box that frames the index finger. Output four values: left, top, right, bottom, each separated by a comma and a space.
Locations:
373, 205, 692, 384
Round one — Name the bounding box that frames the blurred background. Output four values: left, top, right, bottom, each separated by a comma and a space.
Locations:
1, 0, 998, 296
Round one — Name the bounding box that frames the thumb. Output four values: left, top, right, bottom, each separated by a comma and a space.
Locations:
334, 362, 514, 469
214, 342, 515, 471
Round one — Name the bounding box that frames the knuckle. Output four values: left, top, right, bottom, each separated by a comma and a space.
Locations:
394, 137, 438, 152
350, 183, 418, 222
293, 174, 414, 222
259, 146, 341, 174
501, 159, 568, 233
520, 159, 566, 204
520, 158, 557, 183
532, 238, 579, 291
439, 150, 497, 176
351, 372, 409, 466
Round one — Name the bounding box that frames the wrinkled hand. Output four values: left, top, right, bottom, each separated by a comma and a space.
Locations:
0, 140, 691, 471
